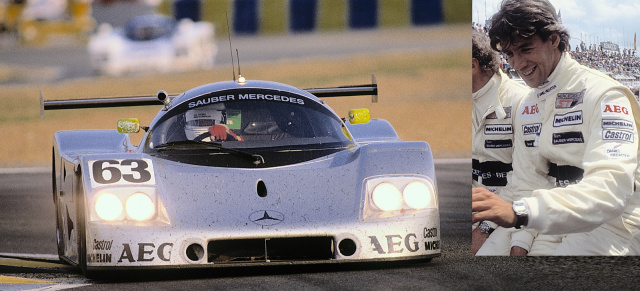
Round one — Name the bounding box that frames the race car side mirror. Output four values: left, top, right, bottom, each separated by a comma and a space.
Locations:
348, 108, 371, 124
117, 118, 141, 134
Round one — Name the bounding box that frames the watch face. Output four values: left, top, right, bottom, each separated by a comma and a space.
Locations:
480, 222, 491, 233
513, 201, 527, 215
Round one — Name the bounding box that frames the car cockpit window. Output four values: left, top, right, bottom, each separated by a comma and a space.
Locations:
145, 89, 354, 154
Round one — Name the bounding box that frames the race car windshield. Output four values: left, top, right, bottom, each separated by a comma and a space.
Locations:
124, 15, 176, 41
153, 139, 265, 165
144, 89, 354, 167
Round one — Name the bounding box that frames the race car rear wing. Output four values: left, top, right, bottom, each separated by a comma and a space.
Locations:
41, 75, 378, 115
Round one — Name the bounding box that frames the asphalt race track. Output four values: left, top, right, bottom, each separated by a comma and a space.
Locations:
2, 161, 640, 290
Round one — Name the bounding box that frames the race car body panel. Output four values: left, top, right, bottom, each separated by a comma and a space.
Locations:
48, 79, 440, 275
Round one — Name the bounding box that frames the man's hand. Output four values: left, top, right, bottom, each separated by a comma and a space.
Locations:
472, 188, 517, 228
472, 226, 490, 255
510, 246, 528, 256
209, 124, 229, 140
209, 125, 243, 141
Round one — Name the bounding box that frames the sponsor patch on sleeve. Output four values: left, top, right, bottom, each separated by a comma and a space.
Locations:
522, 123, 541, 135
485, 139, 513, 148
602, 119, 635, 131
484, 124, 513, 135
602, 129, 634, 143
605, 143, 632, 159
555, 89, 585, 108
519, 101, 540, 119
552, 131, 584, 145
486, 106, 512, 119
553, 111, 583, 127
601, 101, 631, 117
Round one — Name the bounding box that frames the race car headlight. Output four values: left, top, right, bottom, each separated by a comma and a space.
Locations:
403, 181, 433, 209
125, 193, 156, 221
364, 176, 437, 220
95, 192, 124, 221
90, 186, 168, 225
371, 182, 403, 211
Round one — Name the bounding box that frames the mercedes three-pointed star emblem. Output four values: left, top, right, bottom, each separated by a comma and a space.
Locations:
249, 210, 285, 226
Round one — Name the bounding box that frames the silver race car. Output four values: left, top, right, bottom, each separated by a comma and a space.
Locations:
44, 77, 440, 277
88, 14, 216, 76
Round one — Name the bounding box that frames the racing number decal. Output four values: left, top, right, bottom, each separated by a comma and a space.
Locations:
92, 160, 151, 184
89, 159, 155, 187
121, 160, 152, 183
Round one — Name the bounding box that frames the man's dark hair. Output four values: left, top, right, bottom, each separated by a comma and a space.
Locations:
488, 0, 570, 52
473, 31, 500, 74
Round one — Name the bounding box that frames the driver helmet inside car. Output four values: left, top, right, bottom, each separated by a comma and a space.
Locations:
184, 103, 227, 140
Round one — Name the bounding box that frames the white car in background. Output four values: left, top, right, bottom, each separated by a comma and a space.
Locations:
88, 14, 216, 76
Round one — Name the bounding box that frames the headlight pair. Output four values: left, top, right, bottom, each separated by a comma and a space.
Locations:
91, 187, 157, 223
364, 176, 437, 220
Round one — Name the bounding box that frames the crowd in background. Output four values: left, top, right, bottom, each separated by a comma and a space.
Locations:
472, 23, 640, 99
570, 48, 640, 76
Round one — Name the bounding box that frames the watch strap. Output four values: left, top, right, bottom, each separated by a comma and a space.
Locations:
513, 201, 529, 229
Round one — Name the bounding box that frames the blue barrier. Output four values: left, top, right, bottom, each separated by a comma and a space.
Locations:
166, 0, 463, 35
412, 0, 442, 25
349, 0, 377, 29
174, 0, 201, 22
290, 0, 317, 32
234, 0, 258, 35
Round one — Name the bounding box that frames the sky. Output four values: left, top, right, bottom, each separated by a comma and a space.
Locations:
472, 0, 640, 51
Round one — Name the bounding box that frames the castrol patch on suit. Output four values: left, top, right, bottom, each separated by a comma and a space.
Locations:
603, 129, 634, 143
522, 123, 541, 135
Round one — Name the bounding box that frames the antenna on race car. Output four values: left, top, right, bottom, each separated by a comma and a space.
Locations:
236, 49, 246, 84
226, 12, 236, 82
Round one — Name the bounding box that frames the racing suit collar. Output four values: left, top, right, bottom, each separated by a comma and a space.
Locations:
473, 72, 507, 125
533, 52, 568, 101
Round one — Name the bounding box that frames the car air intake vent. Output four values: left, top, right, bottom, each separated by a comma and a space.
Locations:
207, 237, 334, 263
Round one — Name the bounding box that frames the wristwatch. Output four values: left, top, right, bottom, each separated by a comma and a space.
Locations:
479, 221, 495, 234
512, 200, 529, 229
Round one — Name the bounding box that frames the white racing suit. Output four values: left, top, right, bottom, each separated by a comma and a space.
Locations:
472, 70, 529, 242
485, 52, 640, 255
477, 78, 557, 255
473, 70, 529, 193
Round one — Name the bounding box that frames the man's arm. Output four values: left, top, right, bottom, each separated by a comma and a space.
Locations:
472, 187, 517, 228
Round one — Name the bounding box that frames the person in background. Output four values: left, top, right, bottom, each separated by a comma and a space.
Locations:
472, 30, 530, 255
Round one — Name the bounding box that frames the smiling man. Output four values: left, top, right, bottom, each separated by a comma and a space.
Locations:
472, 0, 640, 255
